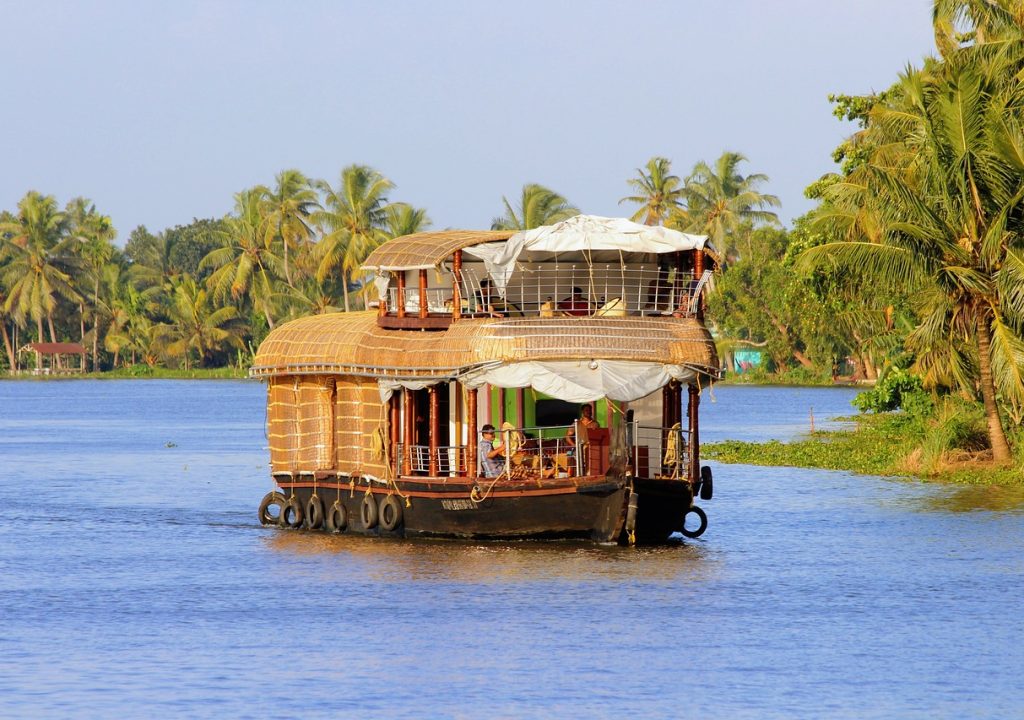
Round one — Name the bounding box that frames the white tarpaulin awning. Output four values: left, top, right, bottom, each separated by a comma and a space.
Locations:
463, 214, 711, 294
377, 360, 704, 403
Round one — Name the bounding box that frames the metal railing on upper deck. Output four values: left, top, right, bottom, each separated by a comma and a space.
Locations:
386, 266, 711, 319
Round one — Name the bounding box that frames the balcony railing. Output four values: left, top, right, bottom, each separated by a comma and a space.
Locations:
386, 265, 711, 320
394, 421, 690, 481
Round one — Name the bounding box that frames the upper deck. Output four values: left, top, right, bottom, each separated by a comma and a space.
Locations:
362, 214, 716, 329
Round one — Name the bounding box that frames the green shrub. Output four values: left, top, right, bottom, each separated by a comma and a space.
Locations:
853, 367, 932, 416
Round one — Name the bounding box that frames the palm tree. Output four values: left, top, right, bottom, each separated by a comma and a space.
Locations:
261, 170, 318, 288
384, 202, 431, 239
803, 47, 1024, 463
313, 165, 393, 312
200, 190, 283, 329
683, 152, 781, 262
155, 275, 246, 370
0, 192, 80, 360
619, 157, 686, 225
491, 183, 579, 231
67, 198, 117, 370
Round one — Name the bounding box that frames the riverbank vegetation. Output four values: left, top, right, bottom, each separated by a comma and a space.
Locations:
710, 2, 1024, 480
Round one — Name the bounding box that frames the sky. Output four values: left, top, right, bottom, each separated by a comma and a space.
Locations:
2, 0, 937, 242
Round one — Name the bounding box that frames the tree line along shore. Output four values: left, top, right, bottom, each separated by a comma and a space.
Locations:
3, 1, 1023, 481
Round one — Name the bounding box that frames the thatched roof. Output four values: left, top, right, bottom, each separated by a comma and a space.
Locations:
250, 311, 718, 379
19, 342, 86, 355
361, 230, 515, 271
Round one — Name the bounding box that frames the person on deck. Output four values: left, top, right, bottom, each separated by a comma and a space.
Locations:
558, 287, 591, 316
479, 424, 505, 477
579, 403, 600, 429
474, 279, 505, 317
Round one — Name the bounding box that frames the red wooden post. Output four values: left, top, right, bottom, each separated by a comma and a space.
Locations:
396, 271, 407, 319
389, 393, 400, 477
452, 250, 462, 321
403, 388, 414, 475
467, 388, 478, 478
687, 383, 700, 484
693, 249, 706, 321
428, 385, 440, 476
419, 269, 429, 319
675, 251, 685, 313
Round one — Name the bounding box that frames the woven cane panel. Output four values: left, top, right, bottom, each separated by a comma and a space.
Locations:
362, 230, 514, 270
267, 378, 298, 472
294, 377, 334, 470
357, 382, 389, 478
334, 379, 364, 470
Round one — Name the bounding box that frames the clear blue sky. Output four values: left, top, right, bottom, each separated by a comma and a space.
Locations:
2, 0, 936, 241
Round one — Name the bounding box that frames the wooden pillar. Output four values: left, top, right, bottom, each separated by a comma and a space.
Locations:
403, 388, 414, 475
467, 388, 478, 478
378, 275, 388, 317
396, 271, 407, 319
428, 385, 440, 476
675, 251, 685, 312
693, 249, 706, 321
687, 384, 700, 484
452, 250, 462, 321
662, 384, 672, 429
515, 388, 525, 429
389, 393, 400, 477
419, 269, 429, 319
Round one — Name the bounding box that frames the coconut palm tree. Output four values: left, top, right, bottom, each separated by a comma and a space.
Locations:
683, 152, 781, 262
201, 189, 284, 329
619, 157, 687, 226
154, 275, 246, 370
313, 165, 393, 312
384, 202, 431, 239
491, 183, 579, 231
67, 198, 117, 370
0, 192, 80, 356
261, 169, 319, 288
803, 48, 1024, 463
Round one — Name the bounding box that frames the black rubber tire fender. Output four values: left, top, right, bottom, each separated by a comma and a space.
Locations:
281, 495, 304, 529
258, 491, 286, 526
360, 493, 378, 530
699, 465, 714, 501
379, 495, 404, 531
681, 505, 708, 539
324, 501, 348, 533
306, 494, 324, 530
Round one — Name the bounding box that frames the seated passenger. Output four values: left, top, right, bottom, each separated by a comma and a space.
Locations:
478, 424, 505, 477
558, 287, 591, 316
579, 403, 600, 429
474, 279, 504, 317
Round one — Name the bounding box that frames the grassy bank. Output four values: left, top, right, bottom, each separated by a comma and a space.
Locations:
717, 365, 847, 387
704, 409, 1024, 486
4, 366, 252, 380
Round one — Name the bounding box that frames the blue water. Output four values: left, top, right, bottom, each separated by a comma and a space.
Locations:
0, 380, 1021, 719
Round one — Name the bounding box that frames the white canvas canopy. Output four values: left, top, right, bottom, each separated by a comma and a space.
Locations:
378, 359, 704, 404
464, 214, 711, 294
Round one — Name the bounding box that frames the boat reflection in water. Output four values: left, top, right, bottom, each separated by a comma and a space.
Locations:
262, 531, 717, 583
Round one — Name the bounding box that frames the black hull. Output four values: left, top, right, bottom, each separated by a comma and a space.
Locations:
262, 473, 699, 545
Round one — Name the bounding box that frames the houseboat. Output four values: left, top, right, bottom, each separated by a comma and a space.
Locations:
250, 215, 721, 544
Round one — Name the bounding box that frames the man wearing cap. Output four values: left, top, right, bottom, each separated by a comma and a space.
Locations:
478, 424, 505, 477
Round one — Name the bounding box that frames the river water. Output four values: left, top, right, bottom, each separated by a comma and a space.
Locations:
0, 380, 1021, 719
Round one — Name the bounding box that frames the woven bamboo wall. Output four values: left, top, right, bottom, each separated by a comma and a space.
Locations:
268, 376, 335, 472
268, 374, 391, 477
